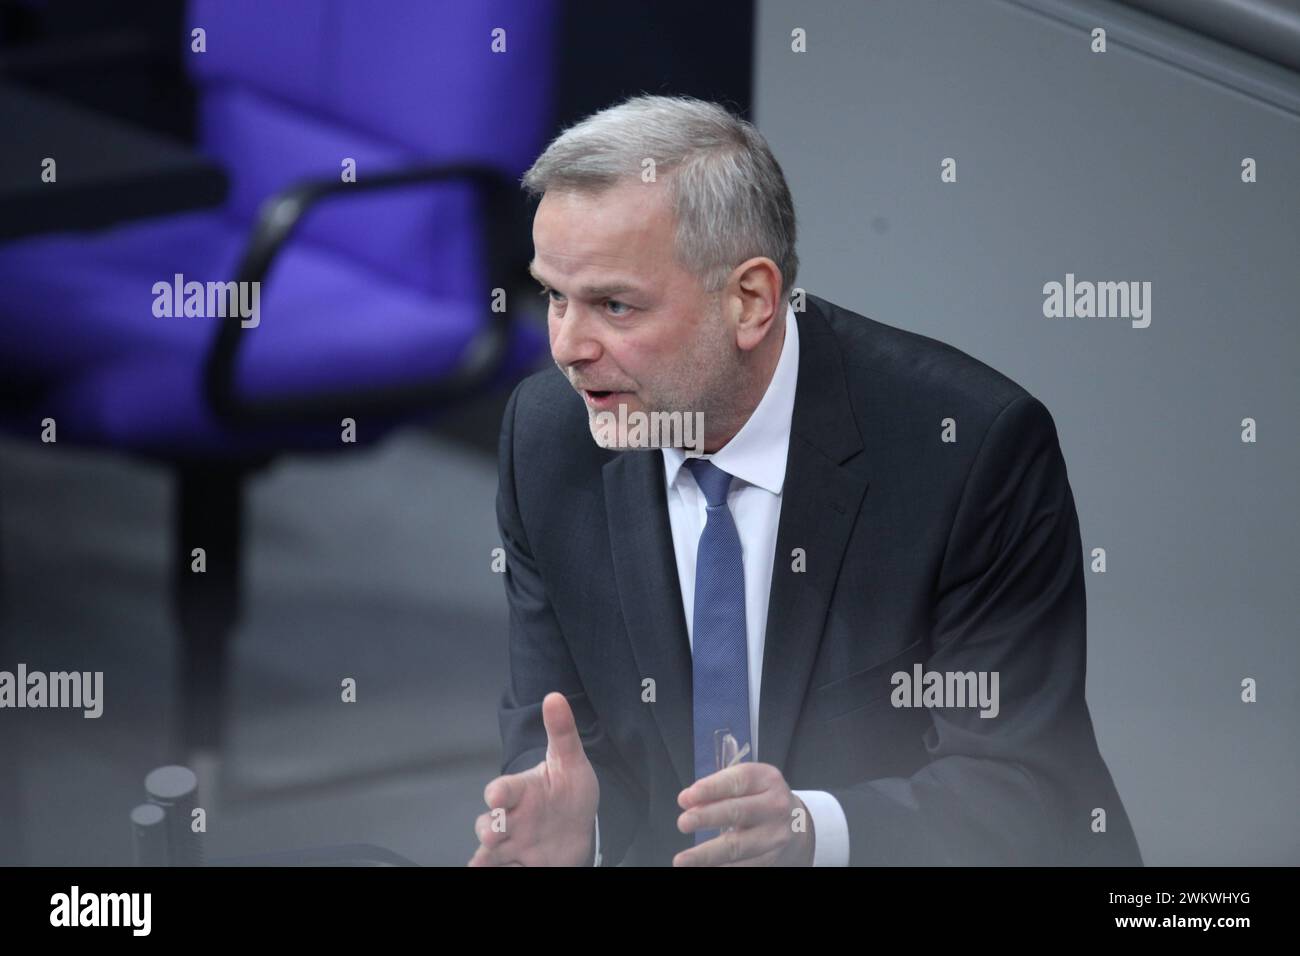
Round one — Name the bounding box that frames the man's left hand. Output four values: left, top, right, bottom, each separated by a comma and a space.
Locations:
673, 762, 814, 866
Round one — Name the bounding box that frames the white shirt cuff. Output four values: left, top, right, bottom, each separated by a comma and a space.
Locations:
792, 789, 850, 866
592, 813, 601, 867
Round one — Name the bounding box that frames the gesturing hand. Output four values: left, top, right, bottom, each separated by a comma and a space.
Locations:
469, 691, 599, 866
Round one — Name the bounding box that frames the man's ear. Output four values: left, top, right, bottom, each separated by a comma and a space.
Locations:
732, 258, 783, 352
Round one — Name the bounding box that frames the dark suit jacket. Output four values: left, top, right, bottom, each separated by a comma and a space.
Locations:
495, 292, 1143, 866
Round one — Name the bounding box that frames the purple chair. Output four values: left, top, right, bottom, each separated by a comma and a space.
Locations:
0, 0, 556, 763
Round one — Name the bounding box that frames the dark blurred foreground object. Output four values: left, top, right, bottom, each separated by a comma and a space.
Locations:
0, 0, 557, 772
0, 0, 197, 137
0, 83, 227, 239
131, 764, 418, 865
0, 0, 223, 236
550, 0, 755, 128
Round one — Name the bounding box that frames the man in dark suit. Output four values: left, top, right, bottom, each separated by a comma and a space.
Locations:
468, 94, 1141, 867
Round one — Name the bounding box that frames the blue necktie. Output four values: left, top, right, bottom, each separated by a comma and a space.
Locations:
686, 457, 752, 845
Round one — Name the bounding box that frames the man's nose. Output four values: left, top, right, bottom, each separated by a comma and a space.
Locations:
549, 306, 602, 368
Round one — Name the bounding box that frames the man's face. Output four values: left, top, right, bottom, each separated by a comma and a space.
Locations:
530, 179, 737, 447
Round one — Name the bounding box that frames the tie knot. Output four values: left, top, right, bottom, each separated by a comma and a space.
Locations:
686, 457, 734, 507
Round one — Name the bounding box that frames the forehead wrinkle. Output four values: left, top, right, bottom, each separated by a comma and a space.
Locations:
528, 259, 645, 299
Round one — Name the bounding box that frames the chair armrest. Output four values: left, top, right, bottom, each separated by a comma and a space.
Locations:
204, 161, 535, 423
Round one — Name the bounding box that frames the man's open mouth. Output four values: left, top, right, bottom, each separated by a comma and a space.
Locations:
581, 389, 630, 409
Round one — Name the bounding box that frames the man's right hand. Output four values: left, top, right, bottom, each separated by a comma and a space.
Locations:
468, 691, 600, 866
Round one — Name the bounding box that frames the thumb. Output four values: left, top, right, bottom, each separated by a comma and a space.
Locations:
542, 691, 587, 769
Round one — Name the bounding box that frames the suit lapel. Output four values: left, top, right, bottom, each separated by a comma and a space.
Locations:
604, 451, 697, 790
603, 295, 870, 791
759, 299, 868, 770
758, 298, 870, 774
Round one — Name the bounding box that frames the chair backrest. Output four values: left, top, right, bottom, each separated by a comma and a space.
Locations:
185, 0, 556, 298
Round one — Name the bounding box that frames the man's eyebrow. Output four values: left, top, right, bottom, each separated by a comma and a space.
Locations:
527, 262, 643, 299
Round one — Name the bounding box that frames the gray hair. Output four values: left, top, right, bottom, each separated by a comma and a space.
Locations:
520, 94, 798, 299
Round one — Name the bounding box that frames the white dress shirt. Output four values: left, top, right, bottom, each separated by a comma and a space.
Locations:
593, 303, 851, 866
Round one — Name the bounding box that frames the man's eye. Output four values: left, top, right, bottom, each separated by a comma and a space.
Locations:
606, 300, 630, 316
538, 287, 565, 304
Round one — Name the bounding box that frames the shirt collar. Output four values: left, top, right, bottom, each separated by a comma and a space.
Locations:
662, 301, 799, 496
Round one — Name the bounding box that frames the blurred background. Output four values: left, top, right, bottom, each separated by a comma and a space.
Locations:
0, 0, 1295, 866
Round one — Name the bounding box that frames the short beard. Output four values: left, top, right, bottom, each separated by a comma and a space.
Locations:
645, 295, 752, 451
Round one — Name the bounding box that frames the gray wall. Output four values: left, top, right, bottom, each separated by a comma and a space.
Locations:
755, 0, 1299, 865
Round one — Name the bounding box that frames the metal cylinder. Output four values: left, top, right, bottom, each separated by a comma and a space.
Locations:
130, 803, 169, 867
144, 765, 204, 867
